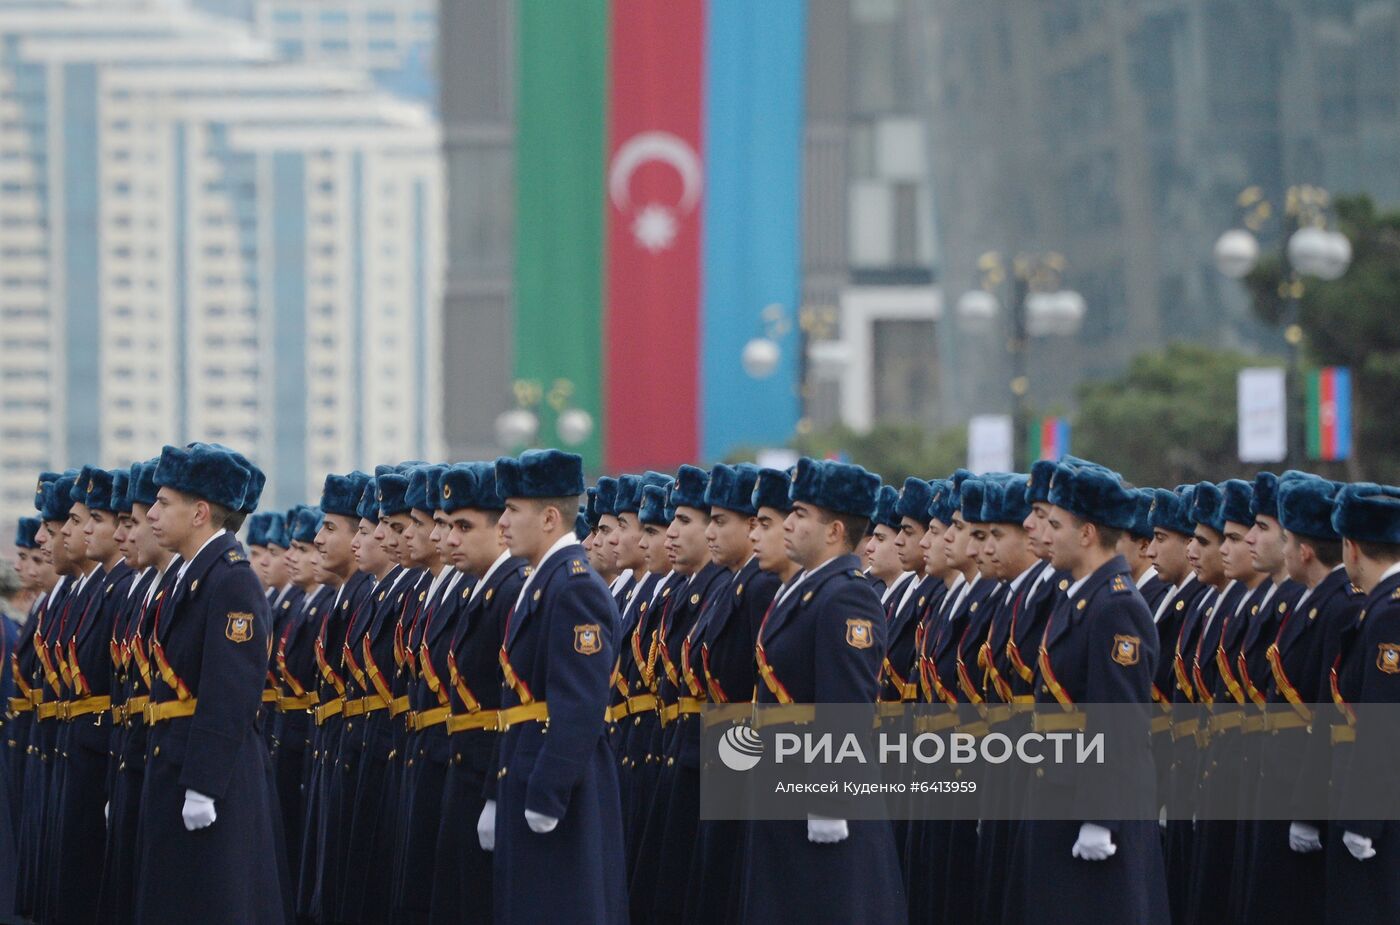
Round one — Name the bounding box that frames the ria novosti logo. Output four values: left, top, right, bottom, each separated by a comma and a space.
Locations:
718, 725, 764, 771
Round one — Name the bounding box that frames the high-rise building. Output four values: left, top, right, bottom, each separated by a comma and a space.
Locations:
192, 0, 437, 104
801, 0, 941, 435
0, 0, 444, 535
437, 0, 513, 462
914, 0, 1400, 426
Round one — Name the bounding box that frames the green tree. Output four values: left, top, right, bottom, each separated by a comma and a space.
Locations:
1242, 194, 1400, 482
1073, 344, 1269, 488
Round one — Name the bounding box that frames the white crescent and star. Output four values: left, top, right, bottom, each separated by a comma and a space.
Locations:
608, 130, 703, 253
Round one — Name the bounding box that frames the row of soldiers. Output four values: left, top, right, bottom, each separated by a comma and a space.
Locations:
5, 443, 1400, 924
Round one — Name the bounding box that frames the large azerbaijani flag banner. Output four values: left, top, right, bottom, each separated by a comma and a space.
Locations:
1306, 366, 1352, 462
514, 0, 806, 470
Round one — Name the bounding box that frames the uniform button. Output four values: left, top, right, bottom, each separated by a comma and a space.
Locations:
1036, 768, 1044, 779
153, 746, 160, 757
407, 759, 414, 767
633, 717, 641, 727
667, 757, 675, 767
119, 761, 126, 770
453, 754, 462, 765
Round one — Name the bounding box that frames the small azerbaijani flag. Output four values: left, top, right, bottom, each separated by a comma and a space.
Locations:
1032, 416, 1071, 467
1307, 367, 1352, 461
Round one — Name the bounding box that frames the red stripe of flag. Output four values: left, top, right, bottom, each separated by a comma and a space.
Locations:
603, 0, 705, 470
1319, 367, 1336, 460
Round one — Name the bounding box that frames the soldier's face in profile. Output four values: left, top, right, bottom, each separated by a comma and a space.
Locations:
1043, 506, 1085, 573
782, 502, 829, 569
638, 523, 667, 573
404, 510, 438, 566
595, 515, 621, 571
613, 513, 647, 572
987, 524, 1033, 581
1187, 528, 1226, 586
63, 504, 91, 564
449, 509, 503, 575
1247, 516, 1285, 575
15, 549, 32, 590
1281, 530, 1309, 585
317, 514, 358, 578
264, 544, 291, 586
1148, 529, 1187, 584
750, 508, 789, 574
115, 514, 140, 569
84, 506, 120, 562
353, 519, 390, 577
968, 527, 994, 578
706, 508, 753, 571
28, 545, 57, 590
896, 518, 928, 574
920, 520, 946, 576
1022, 503, 1049, 557
248, 545, 268, 584
586, 530, 612, 574
668, 506, 710, 574
867, 524, 901, 582
1220, 522, 1255, 582
286, 541, 310, 585
42, 520, 71, 573
943, 514, 972, 573
129, 504, 161, 570
499, 498, 549, 563
378, 514, 410, 565
148, 488, 200, 554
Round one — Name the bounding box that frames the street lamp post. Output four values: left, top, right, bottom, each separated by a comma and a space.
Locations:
493, 378, 594, 451
795, 303, 841, 434
957, 251, 1086, 467
1214, 185, 1352, 467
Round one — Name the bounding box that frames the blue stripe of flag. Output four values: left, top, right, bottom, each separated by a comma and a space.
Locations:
700, 0, 805, 460
1333, 367, 1352, 460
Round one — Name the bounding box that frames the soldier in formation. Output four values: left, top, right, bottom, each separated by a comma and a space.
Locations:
9, 441, 1400, 925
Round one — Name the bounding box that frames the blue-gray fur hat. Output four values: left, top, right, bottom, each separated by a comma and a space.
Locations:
789, 457, 880, 518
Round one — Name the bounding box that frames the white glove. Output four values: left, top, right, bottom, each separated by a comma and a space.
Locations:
182, 789, 217, 831
1071, 822, 1116, 861
1343, 831, 1377, 861
807, 814, 849, 845
477, 800, 496, 851
1288, 822, 1322, 853
525, 808, 559, 834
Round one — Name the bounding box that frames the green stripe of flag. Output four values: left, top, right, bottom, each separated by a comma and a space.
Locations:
514, 0, 608, 466
1305, 369, 1320, 461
